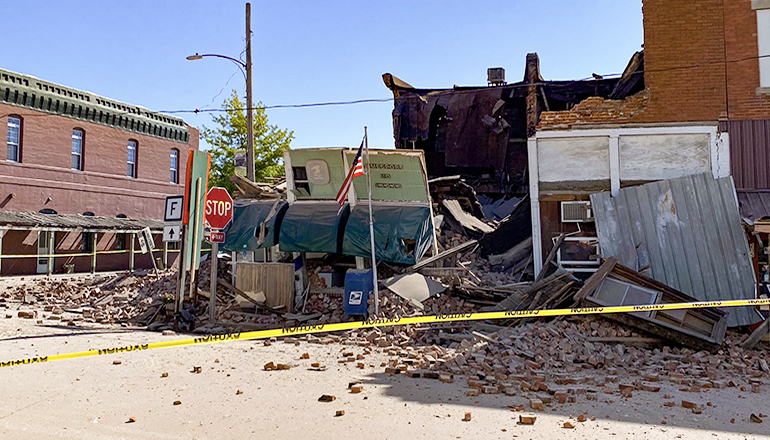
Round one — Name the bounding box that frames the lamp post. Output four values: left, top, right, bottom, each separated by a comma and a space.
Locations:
186, 3, 255, 182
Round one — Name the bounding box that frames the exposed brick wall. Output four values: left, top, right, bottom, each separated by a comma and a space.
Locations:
723, 0, 770, 118
0, 103, 198, 219
633, 0, 728, 123
538, 90, 649, 130
538, 1, 770, 127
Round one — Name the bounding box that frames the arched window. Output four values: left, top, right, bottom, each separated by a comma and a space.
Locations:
170, 149, 180, 184
6, 115, 22, 162
39, 208, 57, 215
71, 128, 84, 170
127, 140, 138, 178
82, 212, 95, 216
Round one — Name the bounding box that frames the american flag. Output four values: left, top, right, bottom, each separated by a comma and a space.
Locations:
336, 140, 365, 210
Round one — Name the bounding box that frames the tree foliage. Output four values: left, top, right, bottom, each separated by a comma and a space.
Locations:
202, 91, 293, 193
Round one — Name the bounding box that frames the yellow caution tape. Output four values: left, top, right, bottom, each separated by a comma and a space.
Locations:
2, 297, 769, 369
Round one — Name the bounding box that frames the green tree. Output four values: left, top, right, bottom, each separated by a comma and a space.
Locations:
202, 91, 293, 193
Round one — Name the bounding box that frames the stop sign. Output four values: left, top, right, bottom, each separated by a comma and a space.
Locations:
204, 187, 234, 230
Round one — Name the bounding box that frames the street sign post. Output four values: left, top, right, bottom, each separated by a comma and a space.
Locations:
136, 227, 158, 274
203, 187, 233, 326
164, 195, 184, 222
137, 227, 155, 254
204, 187, 234, 230
163, 225, 181, 242
209, 231, 225, 243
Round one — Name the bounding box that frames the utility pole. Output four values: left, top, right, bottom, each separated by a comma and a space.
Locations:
245, 2, 255, 182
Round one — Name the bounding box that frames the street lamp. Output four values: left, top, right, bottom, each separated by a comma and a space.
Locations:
186, 3, 255, 182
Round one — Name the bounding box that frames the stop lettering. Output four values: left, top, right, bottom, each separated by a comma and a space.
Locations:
204, 187, 234, 230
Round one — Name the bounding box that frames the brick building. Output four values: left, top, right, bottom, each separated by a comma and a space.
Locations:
0, 68, 198, 276
529, 0, 770, 277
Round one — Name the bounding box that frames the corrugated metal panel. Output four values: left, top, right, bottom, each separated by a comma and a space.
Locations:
736, 190, 770, 222
591, 173, 760, 327
728, 119, 770, 190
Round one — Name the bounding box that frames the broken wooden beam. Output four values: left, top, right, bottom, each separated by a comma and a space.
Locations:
572, 257, 617, 303
742, 317, 770, 350
408, 240, 478, 272
535, 233, 566, 282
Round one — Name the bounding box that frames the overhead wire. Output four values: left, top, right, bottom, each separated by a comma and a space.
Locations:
7, 51, 770, 121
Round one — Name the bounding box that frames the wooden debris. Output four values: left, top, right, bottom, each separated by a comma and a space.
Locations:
742, 317, 769, 350
318, 395, 336, 402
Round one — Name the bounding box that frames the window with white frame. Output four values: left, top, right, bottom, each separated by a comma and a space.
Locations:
6, 116, 21, 162
170, 149, 179, 183
127, 140, 137, 178
71, 129, 84, 170
755, 1, 770, 88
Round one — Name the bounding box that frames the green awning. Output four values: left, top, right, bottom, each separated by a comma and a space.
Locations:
342, 204, 433, 265
278, 202, 349, 254
227, 200, 434, 265
222, 200, 288, 252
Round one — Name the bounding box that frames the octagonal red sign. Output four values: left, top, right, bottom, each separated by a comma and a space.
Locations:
204, 187, 234, 230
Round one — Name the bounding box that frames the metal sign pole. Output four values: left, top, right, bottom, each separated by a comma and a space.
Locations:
208, 241, 218, 323
364, 126, 379, 315
175, 224, 188, 318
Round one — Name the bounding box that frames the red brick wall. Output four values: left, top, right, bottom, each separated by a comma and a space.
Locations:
635, 0, 728, 123
724, 0, 770, 118
0, 103, 198, 219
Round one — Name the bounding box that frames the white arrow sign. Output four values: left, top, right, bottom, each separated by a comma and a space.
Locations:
163, 225, 181, 243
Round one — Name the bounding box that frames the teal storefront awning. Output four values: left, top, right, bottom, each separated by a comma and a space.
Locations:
222, 200, 288, 252
279, 202, 349, 254
226, 200, 434, 266
342, 203, 433, 265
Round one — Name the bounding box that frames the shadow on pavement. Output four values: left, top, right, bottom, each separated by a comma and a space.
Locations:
361, 371, 769, 437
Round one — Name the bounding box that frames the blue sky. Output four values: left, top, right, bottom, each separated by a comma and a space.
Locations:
2, 0, 643, 150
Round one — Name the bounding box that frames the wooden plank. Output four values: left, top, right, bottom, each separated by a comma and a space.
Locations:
586, 336, 663, 348
742, 317, 770, 349
535, 233, 565, 281
754, 222, 770, 234
442, 199, 494, 234
235, 262, 294, 312
408, 240, 478, 272
573, 257, 617, 303
219, 278, 282, 315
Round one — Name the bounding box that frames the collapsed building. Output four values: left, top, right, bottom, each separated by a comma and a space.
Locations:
382, 51, 644, 197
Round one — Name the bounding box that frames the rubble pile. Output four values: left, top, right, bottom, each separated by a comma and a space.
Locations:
2, 270, 178, 325
299, 285, 479, 325
343, 315, 770, 412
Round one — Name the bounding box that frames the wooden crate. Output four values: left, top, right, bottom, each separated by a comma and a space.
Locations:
235, 262, 294, 312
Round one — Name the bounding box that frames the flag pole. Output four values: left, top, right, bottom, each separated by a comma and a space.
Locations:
364, 126, 379, 315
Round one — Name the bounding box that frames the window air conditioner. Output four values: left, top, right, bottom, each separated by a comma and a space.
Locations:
561, 201, 593, 223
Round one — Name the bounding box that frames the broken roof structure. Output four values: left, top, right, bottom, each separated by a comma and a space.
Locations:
383, 52, 645, 196
0, 211, 168, 232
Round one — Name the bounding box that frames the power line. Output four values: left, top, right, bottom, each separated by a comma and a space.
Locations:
7, 51, 770, 121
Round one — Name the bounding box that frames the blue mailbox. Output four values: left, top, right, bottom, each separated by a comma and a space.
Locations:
344, 269, 373, 318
